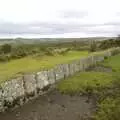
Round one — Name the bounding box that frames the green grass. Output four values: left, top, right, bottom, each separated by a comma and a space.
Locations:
94, 96, 120, 120
57, 72, 114, 94
95, 54, 120, 120
101, 54, 120, 72
0, 50, 88, 82
57, 54, 120, 120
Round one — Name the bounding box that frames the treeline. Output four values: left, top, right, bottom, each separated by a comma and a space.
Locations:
0, 43, 59, 62
99, 37, 120, 49
89, 35, 120, 52
0, 36, 119, 62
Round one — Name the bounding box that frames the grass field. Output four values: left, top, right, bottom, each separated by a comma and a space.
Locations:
102, 54, 120, 72
57, 54, 120, 94
57, 54, 120, 120
0, 50, 89, 82
57, 72, 114, 94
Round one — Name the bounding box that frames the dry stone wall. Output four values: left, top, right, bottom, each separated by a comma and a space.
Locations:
23, 74, 37, 97
0, 47, 120, 112
36, 71, 49, 90
63, 64, 70, 78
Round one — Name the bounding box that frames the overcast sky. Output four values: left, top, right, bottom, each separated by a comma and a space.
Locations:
0, 0, 120, 38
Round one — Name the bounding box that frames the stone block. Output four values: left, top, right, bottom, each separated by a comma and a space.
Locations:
23, 74, 37, 95
74, 60, 80, 72
36, 71, 49, 90
0, 89, 4, 112
47, 69, 56, 84
1, 77, 25, 102
63, 64, 70, 78
69, 63, 75, 75
79, 59, 85, 71
55, 65, 65, 81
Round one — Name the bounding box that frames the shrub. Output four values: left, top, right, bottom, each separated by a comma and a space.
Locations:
0, 54, 10, 62
59, 48, 71, 55
111, 49, 120, 56
0, 44, 12, 54
45, 48, 54, 56
89, 40, 97, 52
99, 36, 120, 50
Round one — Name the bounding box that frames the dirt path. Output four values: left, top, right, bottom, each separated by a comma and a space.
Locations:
0, 90, 95, 120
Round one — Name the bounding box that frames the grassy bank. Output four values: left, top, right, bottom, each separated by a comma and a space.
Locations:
57, 72, 114, 94
57, 54, 120, 120
0, 50, 88, 82
101, 54, 120, 72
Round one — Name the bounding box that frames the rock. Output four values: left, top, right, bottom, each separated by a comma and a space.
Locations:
23, 74, 37, 96
47, 69, 56, 84
55, 65, 65, 81
36, 71, 49, 90
1, 77, 25, 107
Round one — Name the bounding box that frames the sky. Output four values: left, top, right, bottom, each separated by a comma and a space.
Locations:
0, 0, 120, 38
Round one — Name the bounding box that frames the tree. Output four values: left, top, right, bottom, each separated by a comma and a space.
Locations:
1, 44, 12, 54
89, 40, 97, 52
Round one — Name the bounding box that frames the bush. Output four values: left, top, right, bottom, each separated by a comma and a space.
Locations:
0, 54, 10, 62
45, 48, 54, 56
99, 36, 120, 50
89, 40, 97, 52
11, 50, 28, 59
111, 49, 120, 56
74, 46, 90, 51
59, 48, 71, 55
0, 44, 12, 54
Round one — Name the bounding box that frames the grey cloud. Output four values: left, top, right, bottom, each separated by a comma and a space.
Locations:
60, 10, 88, 19
116, 12, 120, 16
104, 22, 120, 26
0, 21, 119, 36
86, 28, 120, 35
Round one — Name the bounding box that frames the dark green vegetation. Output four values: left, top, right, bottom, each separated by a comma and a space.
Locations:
0, 36, 119, 62
57, 54, 120, 120
98, 35, 120, 50
89, 35, 120, 52
0, 39, 90, 62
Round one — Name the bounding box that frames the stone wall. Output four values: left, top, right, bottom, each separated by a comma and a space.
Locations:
0, 47, 120, 112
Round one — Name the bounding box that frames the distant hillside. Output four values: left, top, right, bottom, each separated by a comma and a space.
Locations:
0, 37, 115, 45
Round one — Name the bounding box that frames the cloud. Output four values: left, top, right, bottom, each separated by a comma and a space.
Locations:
0, 0, 120, 37
61, 10, 88, 19
116, 12, 120, 16
0, 20, 119, 37
0, 7, 120, 37
104, 22, 120, 26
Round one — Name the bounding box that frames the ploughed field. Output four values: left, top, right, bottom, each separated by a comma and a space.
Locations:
0, 51, 89, 83
0, 54, 120, 120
